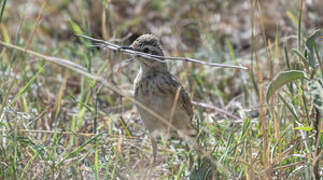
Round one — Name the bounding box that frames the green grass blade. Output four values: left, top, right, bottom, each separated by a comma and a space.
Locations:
55, 132, 103, 168
175, 163, 185, 180
291, 49, 309, 70
0, 0, 7, 23
119, 117, 133, 137
297, 0, 303, 52
10, 63, 44, 106
20, 147, 40, 179
305, 29, 321, 68
278, 94, 299, 121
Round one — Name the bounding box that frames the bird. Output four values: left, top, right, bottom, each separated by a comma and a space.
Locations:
122, 34, 197, 163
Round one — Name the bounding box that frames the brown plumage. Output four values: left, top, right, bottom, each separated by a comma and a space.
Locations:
125, 34, 197, 163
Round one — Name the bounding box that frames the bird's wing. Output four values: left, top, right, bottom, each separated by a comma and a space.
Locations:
156, 72, 194, 119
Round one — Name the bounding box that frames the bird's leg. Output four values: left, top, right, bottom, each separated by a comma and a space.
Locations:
150, 136, 157, 164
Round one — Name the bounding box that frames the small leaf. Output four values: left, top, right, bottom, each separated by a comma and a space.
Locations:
226, 39, 236, 60
305, 29, 321, 68
295, 127, 312, 131
119, 117, 132, 137
266, 70, 306, 102
1, 25, 10, 43
286, 11, 298, 26
70, 19, 83, 35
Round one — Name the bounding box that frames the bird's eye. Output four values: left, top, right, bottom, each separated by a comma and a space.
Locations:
143, 47, 149, 53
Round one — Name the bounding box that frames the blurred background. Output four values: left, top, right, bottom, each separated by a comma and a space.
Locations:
0, 0, 322, 179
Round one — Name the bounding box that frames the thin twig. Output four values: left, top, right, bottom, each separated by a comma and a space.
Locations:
192, 101, 241, 120
75, 34, 248, 70
0, 41, 240, 177
0, 129, 142, 139
0, 40, 193, 141
168, 87, 181, 134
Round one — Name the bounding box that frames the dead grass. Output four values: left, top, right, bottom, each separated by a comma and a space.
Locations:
0, 0, 322, 179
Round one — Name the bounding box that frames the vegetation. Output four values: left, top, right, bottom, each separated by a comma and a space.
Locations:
0, 0, 322, 179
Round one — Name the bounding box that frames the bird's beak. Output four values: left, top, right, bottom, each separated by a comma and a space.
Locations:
120, 46, 133, 50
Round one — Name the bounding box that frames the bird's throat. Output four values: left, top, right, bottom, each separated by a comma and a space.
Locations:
138, 60, 168, 74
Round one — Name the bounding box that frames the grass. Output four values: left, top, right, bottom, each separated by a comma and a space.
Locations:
0, 0, 322, 179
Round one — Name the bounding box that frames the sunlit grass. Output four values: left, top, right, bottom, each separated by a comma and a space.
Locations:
0, 0, 322, 179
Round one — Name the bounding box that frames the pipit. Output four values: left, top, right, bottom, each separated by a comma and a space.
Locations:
123, 34, 197, 163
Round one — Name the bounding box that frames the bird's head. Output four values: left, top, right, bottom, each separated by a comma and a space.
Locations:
123, 34, 167, 73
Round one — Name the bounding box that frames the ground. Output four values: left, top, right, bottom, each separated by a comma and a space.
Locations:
0, 0, 322, 179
